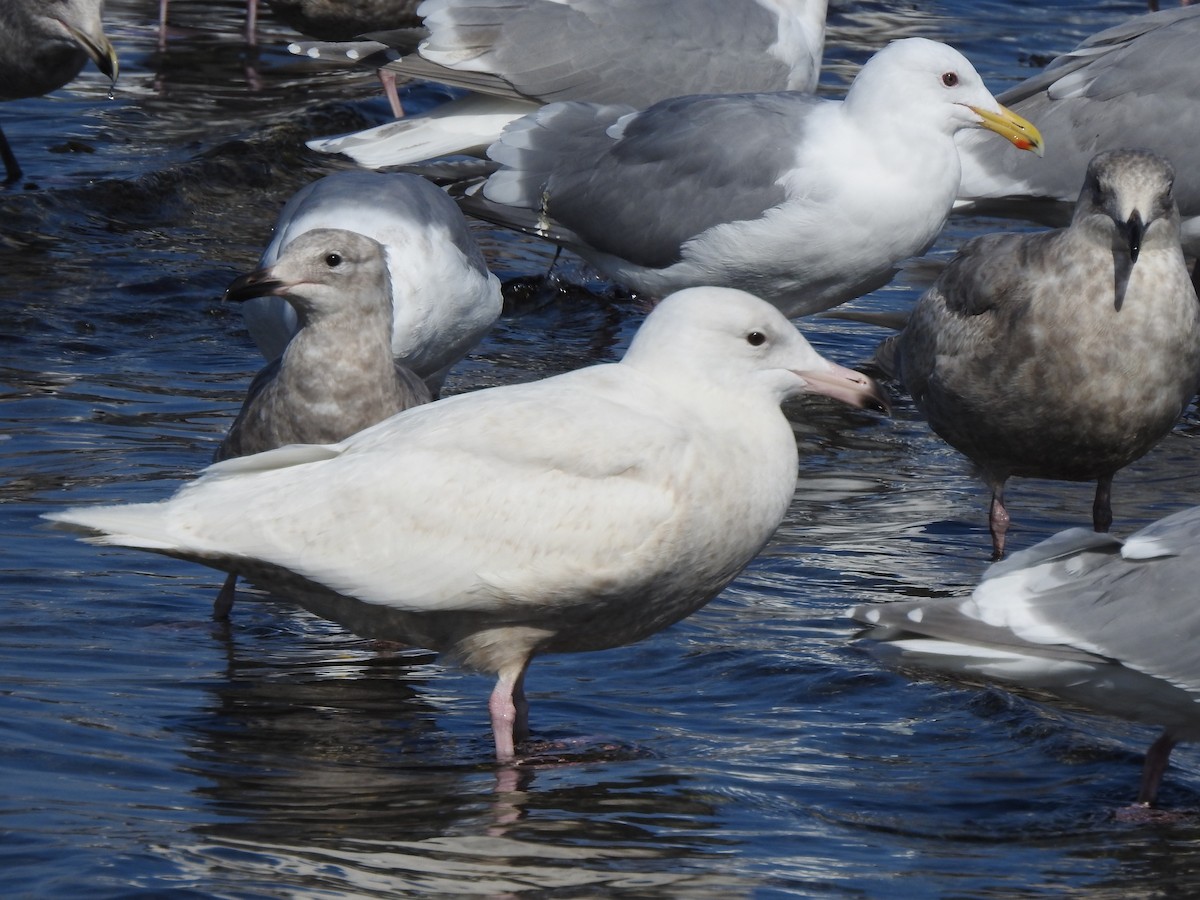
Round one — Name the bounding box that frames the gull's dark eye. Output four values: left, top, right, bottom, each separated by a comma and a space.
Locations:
325, 252, 343, 268
747, 331, 766, 347
941, 72, 959, 87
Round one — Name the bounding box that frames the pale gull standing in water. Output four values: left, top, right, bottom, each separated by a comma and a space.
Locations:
303, 0, 829, 168
955, 6, 1200, 255
851, 505, 1200, 809
212, 228, 431, 619
467, 38, 1043, 318
242, 170, 501, 397
0, 0, 119, 183
881, 149, 1200, 559
46, 286, 888, 761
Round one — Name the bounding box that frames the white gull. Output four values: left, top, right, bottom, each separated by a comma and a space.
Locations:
46, 286, 887, 761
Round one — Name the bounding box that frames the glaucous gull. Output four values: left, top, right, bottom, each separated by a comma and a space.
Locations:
47, 286, 887, 761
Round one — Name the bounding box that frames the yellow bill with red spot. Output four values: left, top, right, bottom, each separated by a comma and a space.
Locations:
970, 104, 1044, 156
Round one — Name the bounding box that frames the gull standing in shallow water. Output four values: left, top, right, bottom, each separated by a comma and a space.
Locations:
880, 149, 1200, 560
851, 505, 1200, 809
213, 229, 431, 618
46, 286, 888, 761
0, 0, 119, 183
955, 6, 1200, 256
469, 38, 1043, 318
217, 229, 431, 460
303, 0, 829, 168
241, 171, 502, 397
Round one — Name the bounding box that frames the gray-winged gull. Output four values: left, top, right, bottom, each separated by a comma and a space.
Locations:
466, 38, 1043, 318
303, 0, 829, 168
214, 228, 431, 618
46, 286, 888, 761
0, 0, 119, 183
882, 149, 1200, 559
851, 504, 1200, 808
242, 170, 501, 397
955, 6, 1200, 254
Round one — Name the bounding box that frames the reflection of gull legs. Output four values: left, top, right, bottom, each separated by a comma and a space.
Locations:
158, 0, 259, 49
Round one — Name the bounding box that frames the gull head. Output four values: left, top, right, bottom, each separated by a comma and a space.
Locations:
52, 0, 119, 84
224, 229, 393, 327
1074, 148, 1181, 263
847, 38, 1043, 156
624, 287, 890, 412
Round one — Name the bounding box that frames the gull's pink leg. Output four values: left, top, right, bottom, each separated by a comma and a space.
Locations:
158, 0, 169, 50
245, 0, 259, 46
380, 70, 405, 119
488, 660, 531, 761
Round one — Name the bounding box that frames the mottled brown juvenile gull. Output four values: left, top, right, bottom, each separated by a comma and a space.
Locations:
212, 228, 431, 619
45, 286, 888, 761
468, 38, 1043, 318
955, 6, 1200, 253
884, 149, 1200, 559
851, 505, 1200, 809
217, 228, 431, 461
304, 0, 829, 168
242, 171, 501, 397
0, 0, 119, 183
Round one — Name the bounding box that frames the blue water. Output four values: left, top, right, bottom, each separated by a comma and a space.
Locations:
6, 0, 1200, 896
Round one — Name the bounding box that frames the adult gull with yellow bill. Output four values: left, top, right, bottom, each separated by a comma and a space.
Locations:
468, 38, 1043, 318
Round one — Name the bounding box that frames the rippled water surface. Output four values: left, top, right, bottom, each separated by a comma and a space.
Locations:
7, 1, 1200, 896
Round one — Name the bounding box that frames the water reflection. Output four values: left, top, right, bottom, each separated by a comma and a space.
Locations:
169, 621, 753, 897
